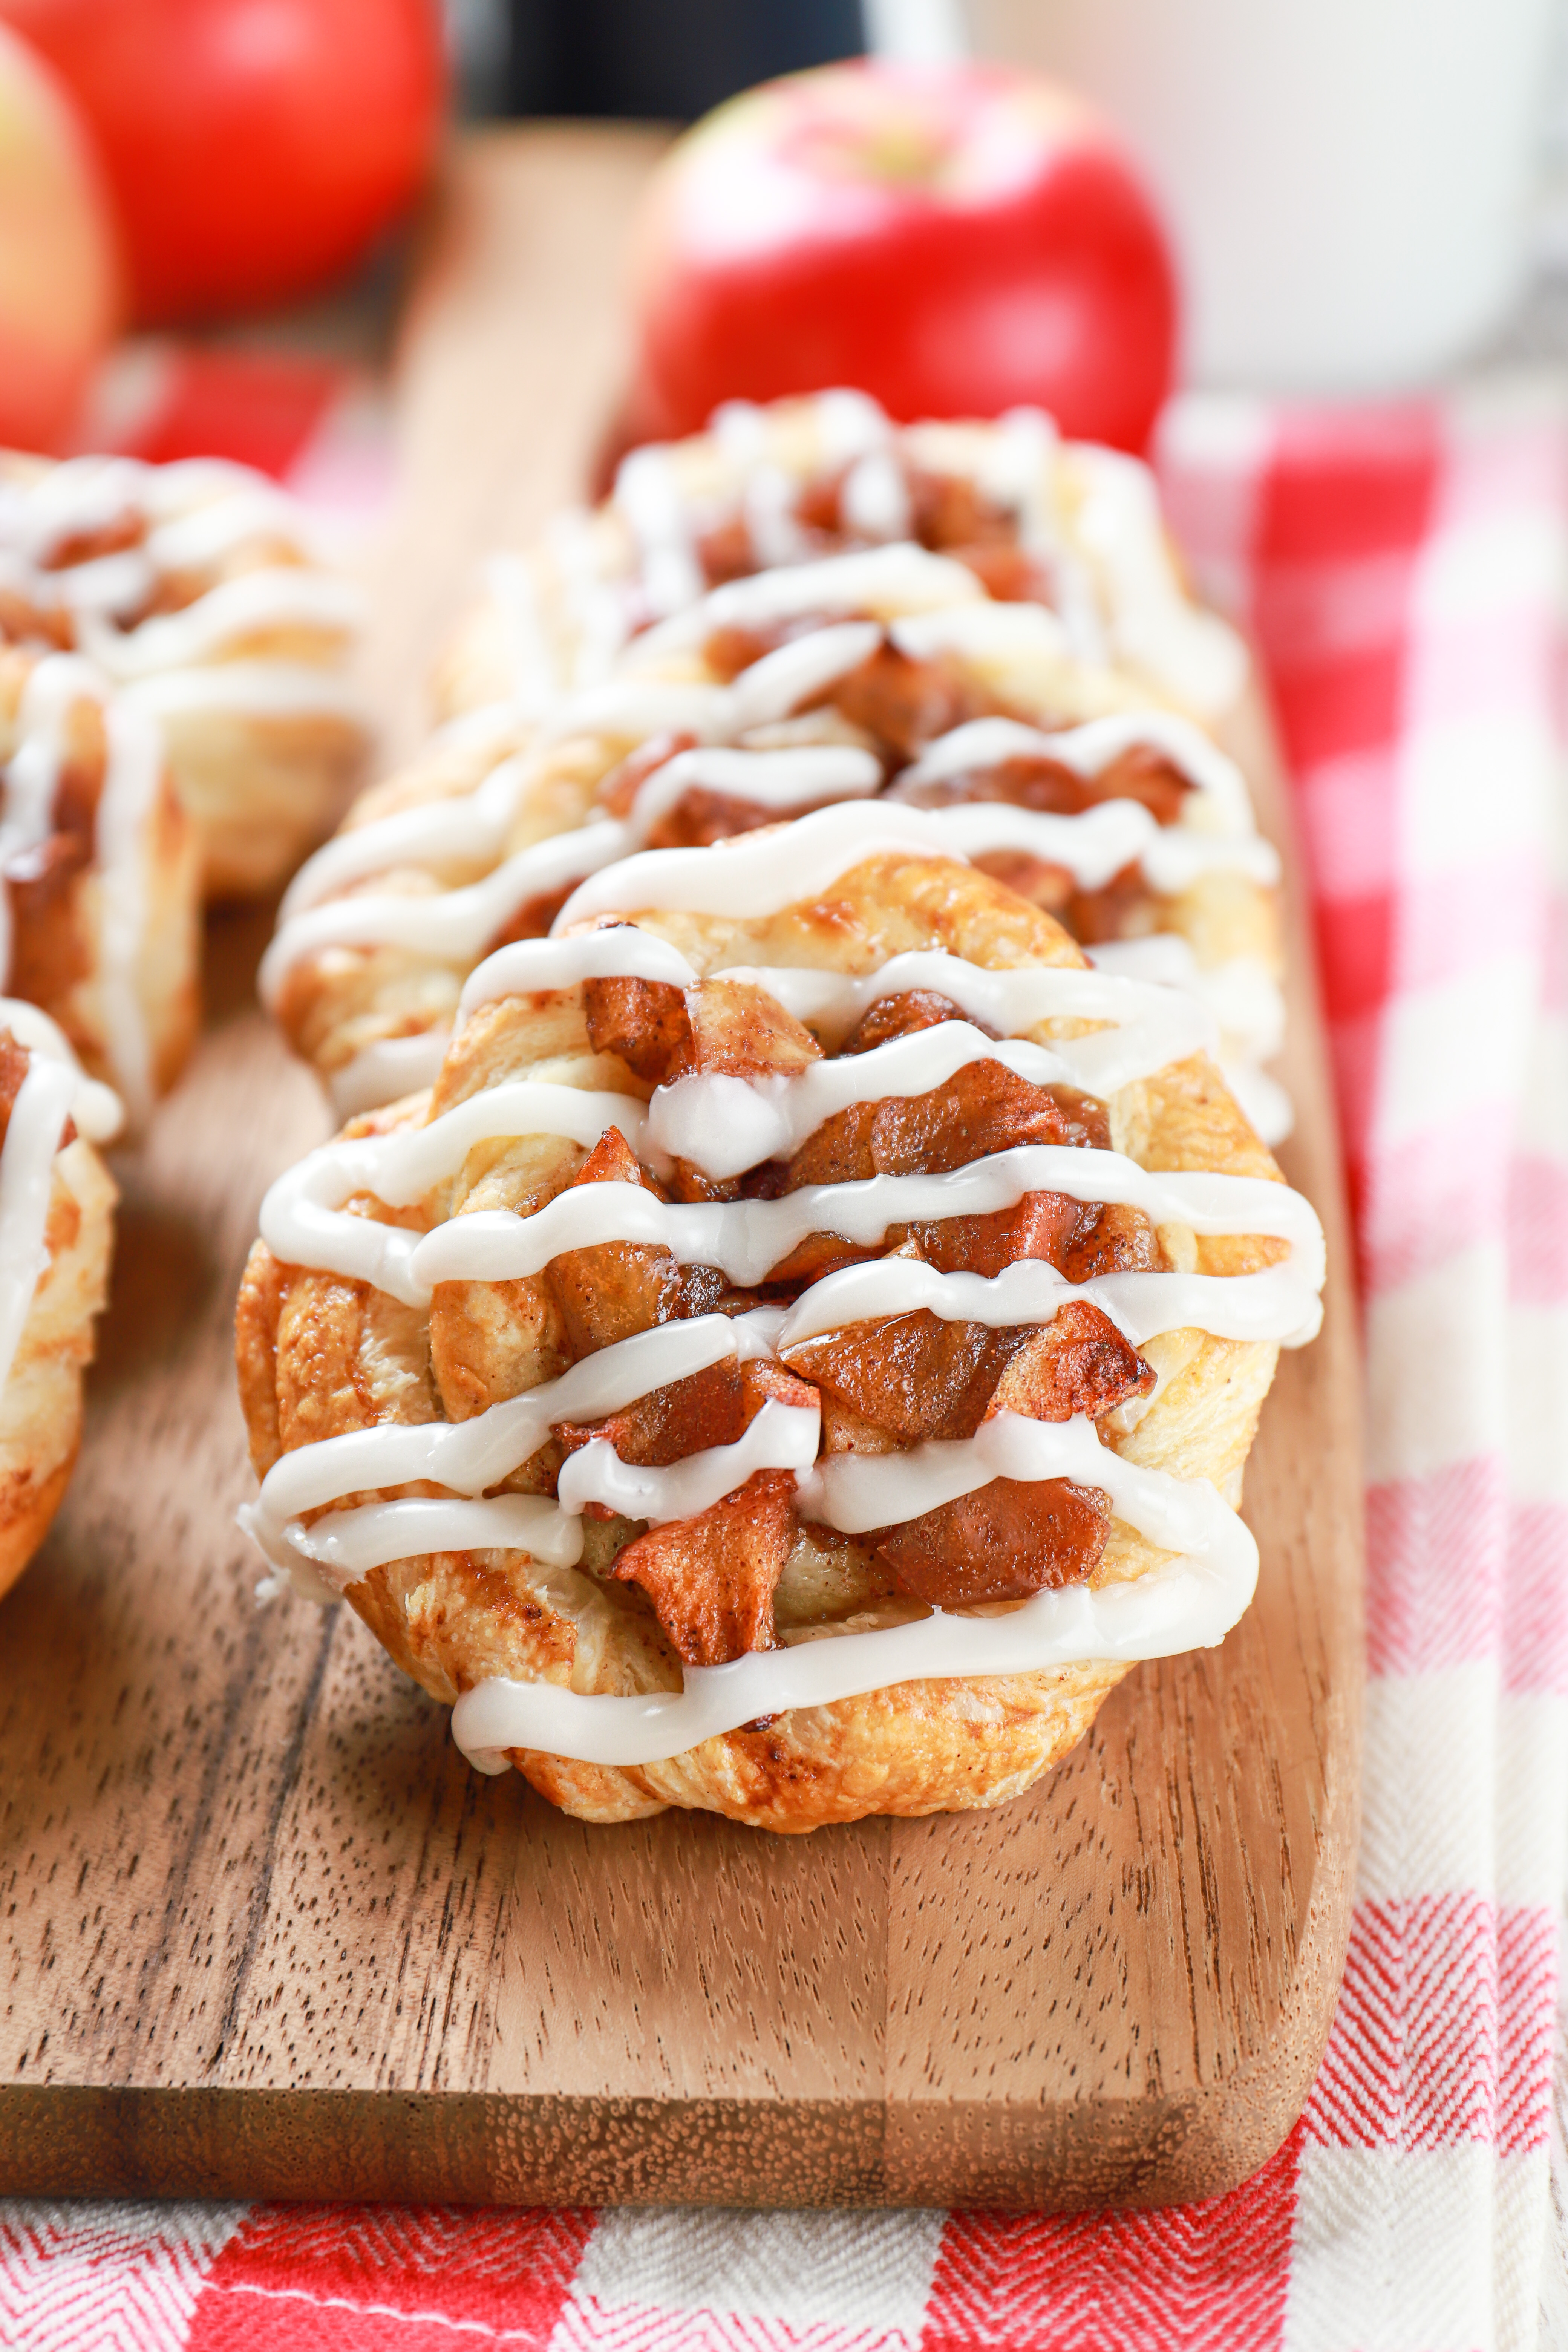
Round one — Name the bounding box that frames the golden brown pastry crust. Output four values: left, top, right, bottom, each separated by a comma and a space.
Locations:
239, 849, 1285, 1832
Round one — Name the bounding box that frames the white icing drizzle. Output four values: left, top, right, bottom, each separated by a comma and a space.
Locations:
899, 710, 1255, 833
629, 743, 882, 834
143, 481, 319, 573
557, 1396, 821, 1526
1087, 939, 1285, 1064
890, 600, 1071, 669
0, 1049, 83, 1394
535, 677, 732, 749
328, 1029, 453, 1118
795, 1408, 1243, 1541
775, 1252, 1315, 1352
459, 924, 700, 1018
257, 820, 629, 1008
813, 388, 894, 465
645, 1011, 1213, 1180
552, 801, 964, 929
242, 1311, 786, 1568
11, 653, 104, 829
724, 621, 882, 726
268, 625, 885, 987
118, 662, 369, 722
264, 1135, 1320, 1318
975, 406, 1108, 667
630, 543, 983, 660
0, 1000, 121, 1142
919, 799, 1283, 896
279, 753, 537, 921
842, 450, 914, 541
1084, 937, 1292, 1146
532, 394, 1244, 723
698, 948, 1207, 1056
462, 931, 1127, 1030
93, 695, 163, 1121
289, 1493, 585, 1589
78, 568, 363, 681
714, 421, 814, 564
614, 446, 705, 617
450, 1487, 1256, 1771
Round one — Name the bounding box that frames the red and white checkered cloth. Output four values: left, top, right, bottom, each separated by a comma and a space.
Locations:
5, 380, 1567, 2350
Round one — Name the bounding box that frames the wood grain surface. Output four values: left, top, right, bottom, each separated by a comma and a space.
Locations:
0, 128, 1364, 2210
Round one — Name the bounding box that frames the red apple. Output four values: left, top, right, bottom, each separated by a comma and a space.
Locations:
0, 0, 446, 325
0, 19, 117, 450
627, 58, 1178, 455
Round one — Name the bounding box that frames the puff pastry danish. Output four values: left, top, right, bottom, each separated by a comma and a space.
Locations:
0, 643, 199, 1118
0, 452, 370, 895
433, 390, 1245, 731
0, 1001, 119, 1599
237, 810, 1322, 1832
267, 542, 1285, 1136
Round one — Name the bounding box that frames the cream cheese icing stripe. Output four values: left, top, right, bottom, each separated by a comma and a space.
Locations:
270, 984, 1222, 1277
269, 756, 1271, 1016
629, 743, 882, 834
405, 1153, 1322, 1304
265, 623, 883, 952
644, 1009, 1216, 1179
899, 710, 1256, 833
274, 793, 952, 1006
120, 664, 371, 723
0, 1001, 122, 1144
266, 579, 1259, 1012
329, 1031, 452, 1118
775, 1253, 1318, 1351
922, 800, 1282, 895
246, 1222, 1316, 1594
266, 1398, 822, 1593
257, 821, 630, 1009
243, 1309, 786, 1551
1088, 939, 1286, 1062
0, 1051, 83, 1394
94, 695, 165, 1122
553, 800, 963, 929
265, 1403, 1251, 1663
278, 750, 539, 921
455, 1413, 1260, 1772
0, 455, 339, 600
628, 542, 987, 662
78, 568, 364, 680
450, 1509, 1256, 1770
263, 1139, 1322, 1317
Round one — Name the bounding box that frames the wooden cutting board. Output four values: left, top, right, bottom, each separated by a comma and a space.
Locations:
0, 128, 1363, 2210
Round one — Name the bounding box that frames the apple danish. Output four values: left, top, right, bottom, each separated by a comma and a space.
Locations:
0, 643, 199, 1118
433, 390, 1245, 733
266, 542, 1284, 1136
0, 451, 371, 894
0, 1001, 119, 1599
237, 807, 1322, 1832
